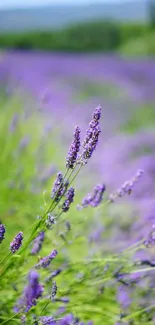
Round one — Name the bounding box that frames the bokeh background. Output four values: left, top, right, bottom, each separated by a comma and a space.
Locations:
0, 1, 155, 323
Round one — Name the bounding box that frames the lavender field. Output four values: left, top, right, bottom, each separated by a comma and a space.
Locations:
0, 51, 155, 325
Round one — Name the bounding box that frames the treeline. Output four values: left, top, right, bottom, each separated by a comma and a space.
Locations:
0, 20, 151, 52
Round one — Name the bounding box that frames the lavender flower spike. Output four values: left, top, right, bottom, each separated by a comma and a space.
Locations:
40, 317, 56, 325
108, 169, 144, 203
144, 224, 155, 247
60, 314, 74, 325
51, 172, 64, 202
51, 281, 57, 300
25, 270, 43, 311
35, 249, 58, 269
62, 187, 75, 212
31, 231, 45, 255
45, 268, 62, 282
66, 125, 81, 169
90, 184, 105, 207
81, 184, 106, 208
9, 113, 19, 133
0, 224, 5, 243
10, 231, 23, 253
14, 270, 43, 312
82, 105, 101, 148
82, 125, 101, 164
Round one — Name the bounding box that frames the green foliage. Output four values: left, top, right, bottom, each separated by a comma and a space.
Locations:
119, 31, 155, 56
119, 22, 149, 43
0, 20, 129, 53
0, 19, 154, 56
121, 104, 155, 133
0, 94, 60, 237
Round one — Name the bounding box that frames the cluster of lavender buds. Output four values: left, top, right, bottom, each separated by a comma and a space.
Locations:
79, 184, 106, 209
19, 136, 30, 151
46, 213, 56, 229
40, 316, 55, 325
0, 223, 5, 243
51, 172, 64, 202
51, 172, 69, 203
39, 316, 93, 325
62, 187, 75, 212
51, 281, 57, 300
144, 224, 155, 247
108, 169, 144, 203
35, 249, 58, 269
15, 270, 44, 312
66, 125, 81, 169
45, 268, 62, 282
55, 297, 70, 303
31, 231, 45, 255
10, 231, 23, 253
9, 113, 19, 132
81, 105, 101, 164
65, 221, 71, 231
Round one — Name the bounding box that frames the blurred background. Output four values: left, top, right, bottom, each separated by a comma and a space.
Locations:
0, 0, 155, 246
1, 3, 155, 323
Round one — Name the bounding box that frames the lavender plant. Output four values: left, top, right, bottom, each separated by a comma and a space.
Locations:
0, 103, 155, 325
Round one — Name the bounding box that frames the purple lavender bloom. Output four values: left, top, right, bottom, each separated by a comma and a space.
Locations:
60, 314, 74, 325
92, 105, 101, 122
82, 126, 101, 163
55, 297, 70, 303
87, 322, 93, 325
19, 136, 30, 150
9, 113, 19, 133
0, 224, 5, 243
25, 271, 43, 312
81, 193, 92, 208
40, 317, 56, 325
15, 270, 43, 312
62, 187, 75, 212
10, 231, 23, 253
90, 184, 106, 207
108, 169, 144, 203
51, 172, 64, 202
65, 221, 71, 231
46, 213, 56, 230
45, 268, 62, 282
21, 315, 26, 325
144, 224, 155, 247
66, 125, 81, 169
83, 105, 101, 147
81, 184, 105, 208
31, 231, 45, 255
117, 285, 131, 309
35, 249, 58, 269
51, 281, 57, 300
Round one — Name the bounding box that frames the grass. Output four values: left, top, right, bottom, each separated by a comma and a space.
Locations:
70, 79, 129, 103
120, 104, 155, 134
118, 31, 155, 57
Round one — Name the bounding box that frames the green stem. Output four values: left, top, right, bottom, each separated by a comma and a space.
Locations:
30, 301, 50, 325
1, 311, 21, 325
40, 301, 50, 316
0, 252, 11, 266
124, 303, 155, 320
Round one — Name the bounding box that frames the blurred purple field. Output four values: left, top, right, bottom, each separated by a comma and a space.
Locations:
0, 51, 155, 226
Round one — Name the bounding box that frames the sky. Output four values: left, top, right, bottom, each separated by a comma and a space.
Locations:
0, 0, 130, 10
